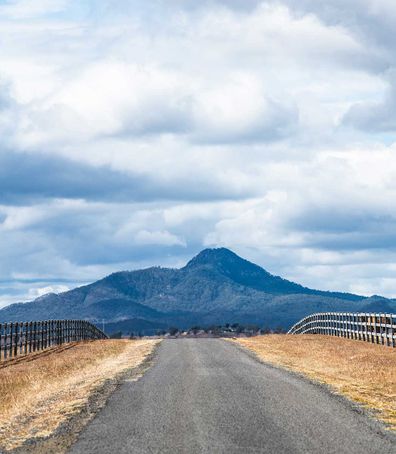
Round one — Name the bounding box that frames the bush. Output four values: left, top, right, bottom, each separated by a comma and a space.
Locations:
190, 326, 201, 334
168, 327, 179, 336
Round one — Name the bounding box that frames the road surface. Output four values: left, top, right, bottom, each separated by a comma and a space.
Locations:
68, 339, 395, 454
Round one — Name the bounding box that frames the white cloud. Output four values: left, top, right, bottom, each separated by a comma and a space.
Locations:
0, 1, 378, 151
135, 230, 186, 247
29, 284, 69, 299
0, 0, 69, 20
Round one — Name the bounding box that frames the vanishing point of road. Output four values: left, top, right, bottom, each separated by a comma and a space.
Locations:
68, 339, 395, 454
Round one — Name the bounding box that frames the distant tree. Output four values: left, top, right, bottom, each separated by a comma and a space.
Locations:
168, 327, 179, 336
261, 327, 271, 334
190, 326, 201, 335
274, 326, 286, 334
156, 329, 166, 336
211, 326, 222, 336
129, 332, 135, 339
236, 325, 244, 334
110, 331, 122, 339
246, 324, 260, 333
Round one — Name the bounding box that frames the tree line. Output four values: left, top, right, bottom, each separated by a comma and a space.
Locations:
109, 323, 286, 338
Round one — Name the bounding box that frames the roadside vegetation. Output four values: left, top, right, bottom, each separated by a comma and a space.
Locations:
0, 339, 159, 451
109, 323, 286, 338
231, 335, 396, 430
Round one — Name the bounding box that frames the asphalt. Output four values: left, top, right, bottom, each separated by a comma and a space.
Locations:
68, 339, 395, 454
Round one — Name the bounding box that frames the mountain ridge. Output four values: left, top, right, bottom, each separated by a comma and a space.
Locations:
1, 248, 394, 334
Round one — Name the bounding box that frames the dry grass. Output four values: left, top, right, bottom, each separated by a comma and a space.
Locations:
231, 335, 396, 429
0, 339, 160, 450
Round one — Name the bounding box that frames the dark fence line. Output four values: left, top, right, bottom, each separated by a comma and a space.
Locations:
0, 320, 108, 361
287, 312, 396, 347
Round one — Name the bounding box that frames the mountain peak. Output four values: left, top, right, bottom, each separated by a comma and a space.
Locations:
183, 247, 277, 286
184, 248, 316, 295
185, 248, 242, 268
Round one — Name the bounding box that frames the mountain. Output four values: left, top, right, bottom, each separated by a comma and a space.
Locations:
1, 248, 395, 334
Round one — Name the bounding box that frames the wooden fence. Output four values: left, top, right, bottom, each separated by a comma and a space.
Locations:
0, 320, 108, 361
287, 312, 396, 347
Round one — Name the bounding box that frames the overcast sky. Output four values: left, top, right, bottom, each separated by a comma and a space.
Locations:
1, 0, 396, 306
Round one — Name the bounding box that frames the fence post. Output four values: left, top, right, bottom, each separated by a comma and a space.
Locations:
4, 323, 7, 360
9, 322, 14, 359
51, 320, 54, 346
347, 313, 351, 339
58, 320, 61, 346
14, 322, 19, 357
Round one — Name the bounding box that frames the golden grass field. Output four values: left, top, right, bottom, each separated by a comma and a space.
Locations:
0, 339, 160, 451
231, 335, 396, 430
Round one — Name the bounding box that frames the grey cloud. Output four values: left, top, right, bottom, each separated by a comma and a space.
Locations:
118, 97, 192, 138
0, 83, 13, 110
80, 92, 298, 145
166, 0, 261, 10
307, 231, 396, 252
267, 0, 394, 72
288, 206, 396, 251
274, 1, 396, 42
342, 75, 396, 132
100, 0, 261, 15
0, 150, 150, 205
259, 1, 396, 133
193, 98, 299, 145
0, 150, 250, 205
0, 204, 192, 269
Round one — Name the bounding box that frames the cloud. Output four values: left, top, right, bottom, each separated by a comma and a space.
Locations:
29, 284, 70, 299
1, 0, 396, 305
191, 73, 299, 143
343, 71, 396, 132
0, 150, 154, 205
0, 0, 69, 20
0, 148, 253, 205
10, 62, 298, 147
134, 230, 186, 247
0, 2, 370, 150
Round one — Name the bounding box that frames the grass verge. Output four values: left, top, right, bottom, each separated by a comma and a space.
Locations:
0, 339, 160, 451
230, 335, 396, 430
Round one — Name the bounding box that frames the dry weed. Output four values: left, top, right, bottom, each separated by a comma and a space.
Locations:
0, 339, 160, 450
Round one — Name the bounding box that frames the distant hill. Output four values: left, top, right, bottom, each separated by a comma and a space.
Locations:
1, 248, 395, 334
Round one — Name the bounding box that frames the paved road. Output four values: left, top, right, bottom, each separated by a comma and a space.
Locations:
69, 339, 395, 454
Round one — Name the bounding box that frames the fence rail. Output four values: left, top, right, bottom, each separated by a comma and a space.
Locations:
0, 319, 108, 361
288, 312, 396, 347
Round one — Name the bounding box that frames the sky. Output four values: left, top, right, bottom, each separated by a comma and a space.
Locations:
1, 0, 396, 307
